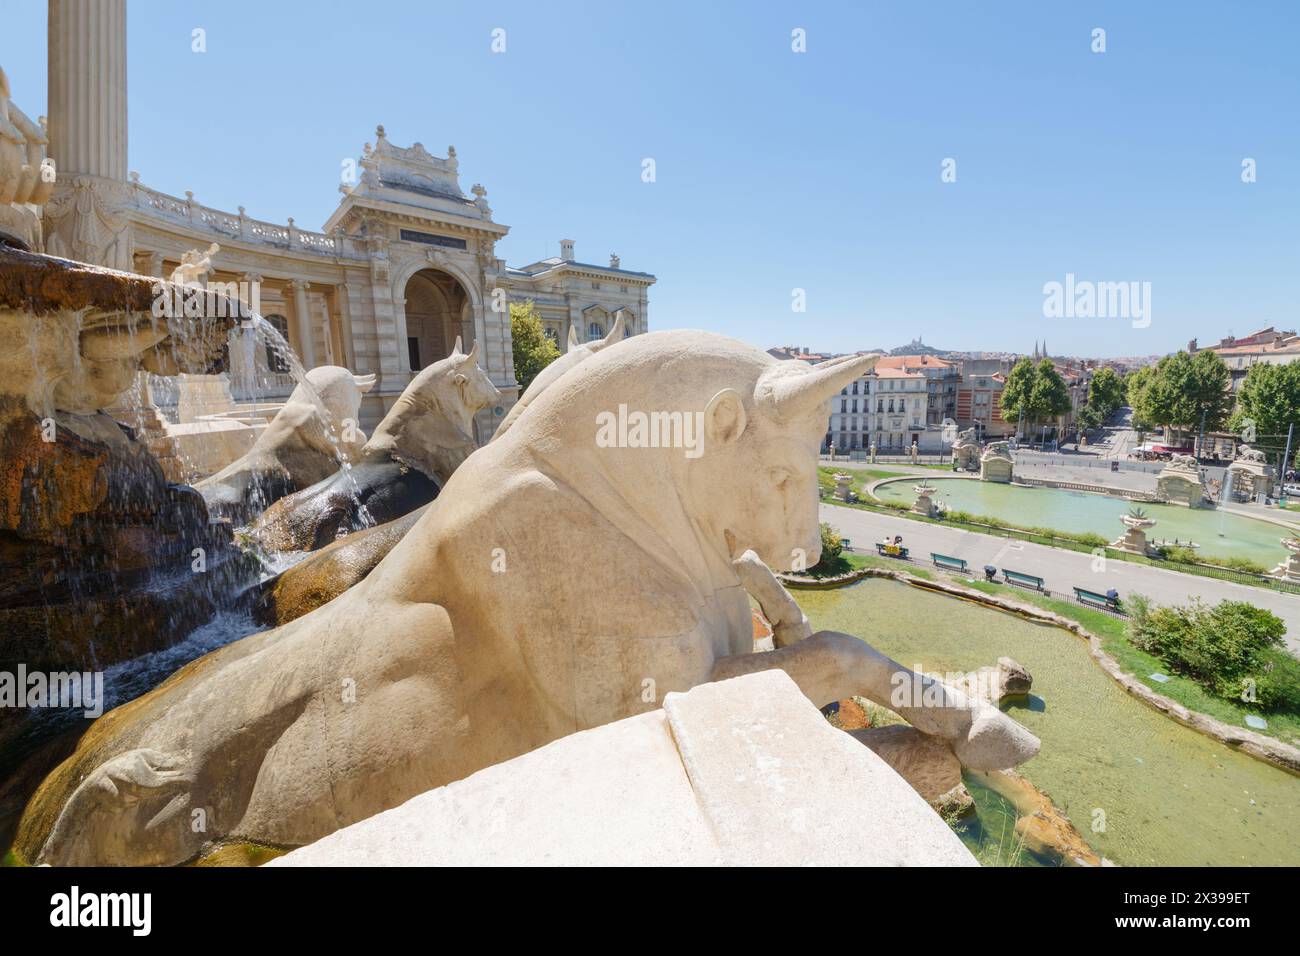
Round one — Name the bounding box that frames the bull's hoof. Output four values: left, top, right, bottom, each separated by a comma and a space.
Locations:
946, 700, 1040, 772
39, 748, 199, 866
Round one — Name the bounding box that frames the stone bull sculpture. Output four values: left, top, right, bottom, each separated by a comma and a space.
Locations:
16, 331, 1038, 865
196, 366, 377, 521
249, 338, 499, 551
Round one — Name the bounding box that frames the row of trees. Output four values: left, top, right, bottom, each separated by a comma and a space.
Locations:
1123, 348, 1300, 464
512, 304, 1300, 466
1233, 362, 1300, 462
1126, 350, 1234, 450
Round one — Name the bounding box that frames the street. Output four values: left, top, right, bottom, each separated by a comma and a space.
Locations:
821, 501, 1300, 655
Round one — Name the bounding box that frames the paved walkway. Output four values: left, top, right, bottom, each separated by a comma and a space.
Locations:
821, 502, 1300, 655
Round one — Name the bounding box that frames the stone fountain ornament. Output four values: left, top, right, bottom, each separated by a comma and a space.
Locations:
912, 481, 938, 517
1112, 507, 1158, 556
1270, 536, 1300, 584
979, 439, 1014, 483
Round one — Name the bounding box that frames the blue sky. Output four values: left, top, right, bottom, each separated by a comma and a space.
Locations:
4, 0, 1296, 357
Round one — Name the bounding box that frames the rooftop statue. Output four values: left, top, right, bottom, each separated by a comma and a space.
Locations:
169, 242, 220, 288
196, 366, 377, 521
249, 338, 499, 551
17, 331, 1038, 865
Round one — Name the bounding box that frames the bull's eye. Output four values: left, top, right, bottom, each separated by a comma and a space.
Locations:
770, 467, 792, 490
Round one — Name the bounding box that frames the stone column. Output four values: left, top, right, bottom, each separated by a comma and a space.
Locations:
48, 0, 128, 182
337, 282, 357, 371
320, 299, 336, 366
290, 279, 316, 369
393, 296, 411, 374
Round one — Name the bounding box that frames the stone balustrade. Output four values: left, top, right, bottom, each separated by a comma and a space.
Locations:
128, 179, 367, 259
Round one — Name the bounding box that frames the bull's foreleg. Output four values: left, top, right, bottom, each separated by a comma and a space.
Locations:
709, 630, 1039, 771
732, 550, 811, 648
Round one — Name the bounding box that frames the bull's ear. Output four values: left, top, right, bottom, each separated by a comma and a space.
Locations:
704, 389, 747, 447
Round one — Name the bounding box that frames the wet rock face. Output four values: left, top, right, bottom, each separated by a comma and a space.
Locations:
0, 248, 253, 682
0, 397, 243, 675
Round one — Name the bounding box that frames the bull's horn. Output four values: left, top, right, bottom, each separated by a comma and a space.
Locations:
353, 373, 377, 394
600, 313, 625, 347
465, 336, 479, 365
451, 335, 463, 356
567, 325, 580, 350
758, 353, 880, 421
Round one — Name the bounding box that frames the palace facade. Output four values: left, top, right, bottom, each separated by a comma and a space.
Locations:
24, 0, 654, 435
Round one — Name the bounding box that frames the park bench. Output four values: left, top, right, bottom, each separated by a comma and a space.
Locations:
1073, 586, 1120, 611
930, 552, 968, 573
1001, 568, 1045, 591
875, 542, 910, 560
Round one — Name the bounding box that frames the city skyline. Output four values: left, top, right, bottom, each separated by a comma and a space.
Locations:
3, 0, 1296, 358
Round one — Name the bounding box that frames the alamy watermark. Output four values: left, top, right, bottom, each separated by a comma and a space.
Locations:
1042, 273, 1151, 329
152, 279, 260, 320
595, 405, 705, 459
1, 665, 104, 717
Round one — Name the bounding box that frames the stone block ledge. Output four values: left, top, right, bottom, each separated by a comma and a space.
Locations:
269, 670, 978, 867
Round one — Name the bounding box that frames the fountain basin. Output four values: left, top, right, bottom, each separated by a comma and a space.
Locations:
873, 476, 1292, 565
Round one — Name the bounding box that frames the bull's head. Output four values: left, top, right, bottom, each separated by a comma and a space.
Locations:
371, 337, 502, 474
683, 353, 877, 573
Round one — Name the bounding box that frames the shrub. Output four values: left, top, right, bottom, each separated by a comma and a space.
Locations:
819, 522, 843, 561
1130, 597, 1290, 709
806, 522, 848, 577
1159, 546, 1269, 576
1250, 650, 1300, 713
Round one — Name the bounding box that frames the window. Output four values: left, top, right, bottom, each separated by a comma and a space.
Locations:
588, 322, 605, 340
408, 337, 421, 371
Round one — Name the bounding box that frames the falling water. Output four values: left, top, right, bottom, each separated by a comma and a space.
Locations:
237, 313, 378, 540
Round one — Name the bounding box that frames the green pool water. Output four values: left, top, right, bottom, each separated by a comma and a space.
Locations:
797, 578, 1300, 866
873, 477, 1292, 565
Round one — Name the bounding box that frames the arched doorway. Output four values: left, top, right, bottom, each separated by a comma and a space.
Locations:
403, 269, 470, 370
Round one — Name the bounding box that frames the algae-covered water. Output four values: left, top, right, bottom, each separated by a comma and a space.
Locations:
796, 578, 1300, 866
872, 478, 1290, 566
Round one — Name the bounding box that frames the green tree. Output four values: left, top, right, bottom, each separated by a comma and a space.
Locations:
1076, 403, 1103, 434
1029, 359, 1072, 424
1000, 357, 1037, 435
509, 299, 561, 394
1001, 358, 1072, 439
1231, 362, 1300, 457
1088, 366, 1124, 417
1125, 351, 1231, 446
